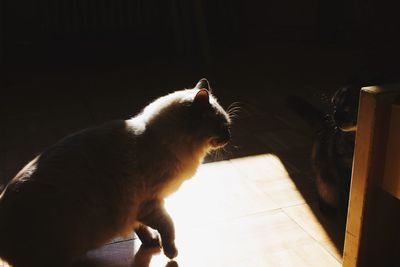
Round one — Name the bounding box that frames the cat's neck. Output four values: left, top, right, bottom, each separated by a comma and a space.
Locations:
147, 125, 207, 164
126, 117, 208, 199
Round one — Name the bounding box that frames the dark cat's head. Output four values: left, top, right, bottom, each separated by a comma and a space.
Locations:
331, 85, 360, 132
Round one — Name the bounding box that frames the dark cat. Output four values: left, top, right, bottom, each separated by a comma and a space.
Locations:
286, 85, 360, 215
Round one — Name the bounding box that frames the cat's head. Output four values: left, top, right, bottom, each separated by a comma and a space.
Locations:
138, 79, 231, 151
331, 85, 360, 132
188, 79, 231, 149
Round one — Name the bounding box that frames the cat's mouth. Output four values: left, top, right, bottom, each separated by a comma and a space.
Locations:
339, 124, 357, 132
210, 132, 230, 148
210, 138, 229, 148
208, 126, 231, 148
335, 116, 357, 132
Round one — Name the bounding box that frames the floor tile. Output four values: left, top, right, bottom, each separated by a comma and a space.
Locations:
283, 203, 345, 262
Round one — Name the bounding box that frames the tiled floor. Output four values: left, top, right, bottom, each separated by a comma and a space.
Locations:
1, 44, 351, 266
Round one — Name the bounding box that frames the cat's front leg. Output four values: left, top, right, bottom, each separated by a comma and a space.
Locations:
135, 224, 161, 248
138, 200, 178, 259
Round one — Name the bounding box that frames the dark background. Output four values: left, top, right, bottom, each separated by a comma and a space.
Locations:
1, 0, 400, 73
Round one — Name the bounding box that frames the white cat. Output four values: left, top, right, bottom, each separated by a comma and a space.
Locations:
0, 79, 231, 266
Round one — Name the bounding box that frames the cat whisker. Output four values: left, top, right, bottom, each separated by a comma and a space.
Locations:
227, 101, 242, 110
221, 141, 238, 156
227, 104, 247, 121
232, 104, 252, 117
227, 105, 242, 111
227, 102, 243, 113
227, 110, 241, 117
228, 110, 240, 116
228, 105, 241, 111
228, 115, 240, 123
214, 149, 222, 161
228, 110, 242, 117
208, 149, 219, 162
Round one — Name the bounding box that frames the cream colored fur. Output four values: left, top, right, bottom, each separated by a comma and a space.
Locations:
0, 79, 231, 266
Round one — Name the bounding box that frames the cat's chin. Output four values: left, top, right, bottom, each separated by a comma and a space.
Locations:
339, 124, 357, 132
210, 138, 229, 149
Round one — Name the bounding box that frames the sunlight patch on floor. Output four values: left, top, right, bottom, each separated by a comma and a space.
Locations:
146, 154, 340, 267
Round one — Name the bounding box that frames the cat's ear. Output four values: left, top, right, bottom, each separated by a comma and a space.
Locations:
195, 78, 211, 92
193, 89, 210, 107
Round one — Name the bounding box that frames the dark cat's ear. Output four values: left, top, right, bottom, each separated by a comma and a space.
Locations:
195, 78, 211, 92
192, 89, 210, 107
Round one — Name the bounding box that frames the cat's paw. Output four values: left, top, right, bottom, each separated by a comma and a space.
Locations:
141, 234, 162, 248
163, 243, 178, 259
165, 260, 179, 267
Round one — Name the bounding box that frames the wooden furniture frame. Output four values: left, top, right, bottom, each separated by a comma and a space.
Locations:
343, 85, 400, 267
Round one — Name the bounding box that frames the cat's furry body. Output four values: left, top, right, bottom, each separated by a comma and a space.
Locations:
0, 79, 231, 266
312, 119, 355, 213
286, 85, 359, 215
